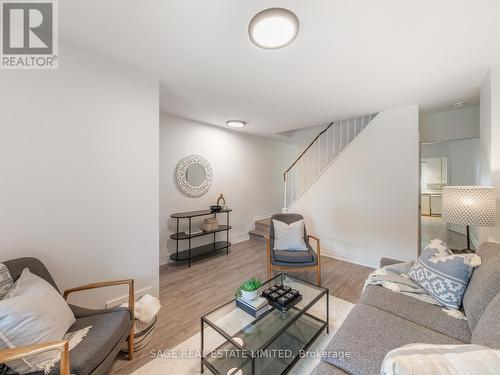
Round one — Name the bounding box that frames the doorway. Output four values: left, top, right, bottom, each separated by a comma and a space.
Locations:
420, 138, 480, 251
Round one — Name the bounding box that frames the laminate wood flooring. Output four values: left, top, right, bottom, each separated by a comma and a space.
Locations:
110, 239, 373, 374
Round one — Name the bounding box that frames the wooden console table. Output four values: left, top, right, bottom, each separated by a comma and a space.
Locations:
170, 209, 232, 267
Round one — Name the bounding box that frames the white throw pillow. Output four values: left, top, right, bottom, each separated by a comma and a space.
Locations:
381, 343, 500, 375
273, 219, 308, 251
0, 268, 76, 374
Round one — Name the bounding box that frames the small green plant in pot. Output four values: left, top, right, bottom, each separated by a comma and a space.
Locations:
235, 277, 262, 301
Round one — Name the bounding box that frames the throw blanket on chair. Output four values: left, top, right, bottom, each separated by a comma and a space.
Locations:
363, 261, 466, 319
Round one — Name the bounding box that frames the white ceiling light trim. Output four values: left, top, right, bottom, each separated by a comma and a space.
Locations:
226, 120, 246, 128
248, 8, 299, 49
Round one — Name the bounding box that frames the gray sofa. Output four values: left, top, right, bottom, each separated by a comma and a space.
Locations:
312, 242, 500, 375
1, 258, 133, 375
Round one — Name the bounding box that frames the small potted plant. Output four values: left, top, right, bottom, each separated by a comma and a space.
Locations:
235, 277, 263, 301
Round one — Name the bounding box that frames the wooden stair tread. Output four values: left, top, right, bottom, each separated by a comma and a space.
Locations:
248, 229, 269, 240
255, 218, 271, 226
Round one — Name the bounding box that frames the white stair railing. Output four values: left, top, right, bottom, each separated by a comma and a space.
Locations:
284, 113, 378, 209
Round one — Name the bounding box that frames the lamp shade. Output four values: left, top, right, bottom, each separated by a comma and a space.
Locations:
442, 186, 496, 227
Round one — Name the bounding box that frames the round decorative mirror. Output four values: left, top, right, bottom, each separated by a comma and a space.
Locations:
176, 154, 213, 197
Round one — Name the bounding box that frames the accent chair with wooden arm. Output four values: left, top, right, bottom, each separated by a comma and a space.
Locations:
267, 213, 322, 285
0, 257, 135, 375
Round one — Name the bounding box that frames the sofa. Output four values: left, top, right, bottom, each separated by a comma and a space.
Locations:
312, 242, 500, 375
0, 257, 134, 375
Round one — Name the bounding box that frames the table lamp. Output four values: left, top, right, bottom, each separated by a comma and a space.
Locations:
442, 186, 496, 252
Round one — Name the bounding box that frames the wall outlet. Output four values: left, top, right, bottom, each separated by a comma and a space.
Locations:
105, 286, 152, 308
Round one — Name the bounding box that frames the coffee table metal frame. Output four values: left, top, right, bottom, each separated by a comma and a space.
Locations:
200, 273, 329, 375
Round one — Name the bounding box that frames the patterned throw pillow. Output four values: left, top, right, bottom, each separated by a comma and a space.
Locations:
0, 263, 13, 299
408, 239, 481, 309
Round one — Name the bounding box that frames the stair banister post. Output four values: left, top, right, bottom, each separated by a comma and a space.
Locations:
283, 172, 287, 209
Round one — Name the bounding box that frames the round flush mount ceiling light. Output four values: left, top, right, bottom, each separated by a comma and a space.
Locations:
248, 8, 299, 49
453, 101, 468, 109
226, 120, 246, 128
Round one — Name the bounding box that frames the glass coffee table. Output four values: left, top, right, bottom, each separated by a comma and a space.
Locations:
201, 273, 329, 375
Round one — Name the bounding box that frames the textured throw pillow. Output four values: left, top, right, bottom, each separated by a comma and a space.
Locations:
381, 343, 500, 375
408, 239, 481, 309
0, 263, 13, 299
0, 268, 76, 374
273, 219, 308, 251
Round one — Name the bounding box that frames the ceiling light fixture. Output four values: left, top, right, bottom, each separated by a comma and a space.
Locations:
248, 8, 299, 50
453, 101, 468, 109
226, 120, 246, 128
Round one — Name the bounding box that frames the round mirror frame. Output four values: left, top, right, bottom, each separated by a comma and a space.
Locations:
175, 154, 213, 197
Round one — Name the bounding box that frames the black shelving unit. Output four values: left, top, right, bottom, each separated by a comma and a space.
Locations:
170, 209, 232, 267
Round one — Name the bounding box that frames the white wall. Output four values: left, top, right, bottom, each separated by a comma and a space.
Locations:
420, 105, 479, 143
0, 44, 159, 308
159, 113, 297, 264
478, 64, 500, 244
288, 106, 420, 268
281, 124, 327, 156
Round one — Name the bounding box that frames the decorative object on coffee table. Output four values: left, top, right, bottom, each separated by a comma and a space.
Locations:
235, 293, 269, 318
170, 208, 232, 267
201, 273, 329, 375
235, 277, 263, 301
261, 281, 302, 313
442, 186, 496, 253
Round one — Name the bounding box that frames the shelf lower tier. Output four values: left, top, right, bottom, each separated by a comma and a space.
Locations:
169, 241, 231, 262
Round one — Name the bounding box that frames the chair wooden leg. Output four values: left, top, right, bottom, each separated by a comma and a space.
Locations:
317, 266, 321, 286
128, 328, 134, 360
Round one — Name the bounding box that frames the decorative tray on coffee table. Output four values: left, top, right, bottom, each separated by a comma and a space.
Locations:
260, 281, 302, 313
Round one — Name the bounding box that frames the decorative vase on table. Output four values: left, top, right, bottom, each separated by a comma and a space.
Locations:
240, 290, 258, 301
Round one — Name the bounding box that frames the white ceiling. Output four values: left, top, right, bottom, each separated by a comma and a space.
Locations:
61, 1, 500, 136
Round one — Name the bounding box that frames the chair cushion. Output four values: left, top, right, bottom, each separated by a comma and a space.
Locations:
273, 250, 313, 263
323, 303, 462, 375
462, 242, 500, 331
70, 304, 133, 320
408, 239, 479, 309
47, 309, 131, 375
360, 285, 471, 343
472, 294, 500, 349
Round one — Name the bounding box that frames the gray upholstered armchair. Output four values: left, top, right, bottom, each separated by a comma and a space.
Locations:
267, 213, 322, 285
0, 257, 135, 375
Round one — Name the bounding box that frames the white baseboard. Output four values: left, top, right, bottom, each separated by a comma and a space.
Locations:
106, 286, 152, 308
321, 249, 379, 269
159, 254, 169, 266
232, 234, 250, 243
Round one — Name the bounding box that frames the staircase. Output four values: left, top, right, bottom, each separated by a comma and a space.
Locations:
249, 218, 271, 241
284, 113, 378, 210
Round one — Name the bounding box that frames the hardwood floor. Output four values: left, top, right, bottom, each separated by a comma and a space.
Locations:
110, 239, 373, 374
